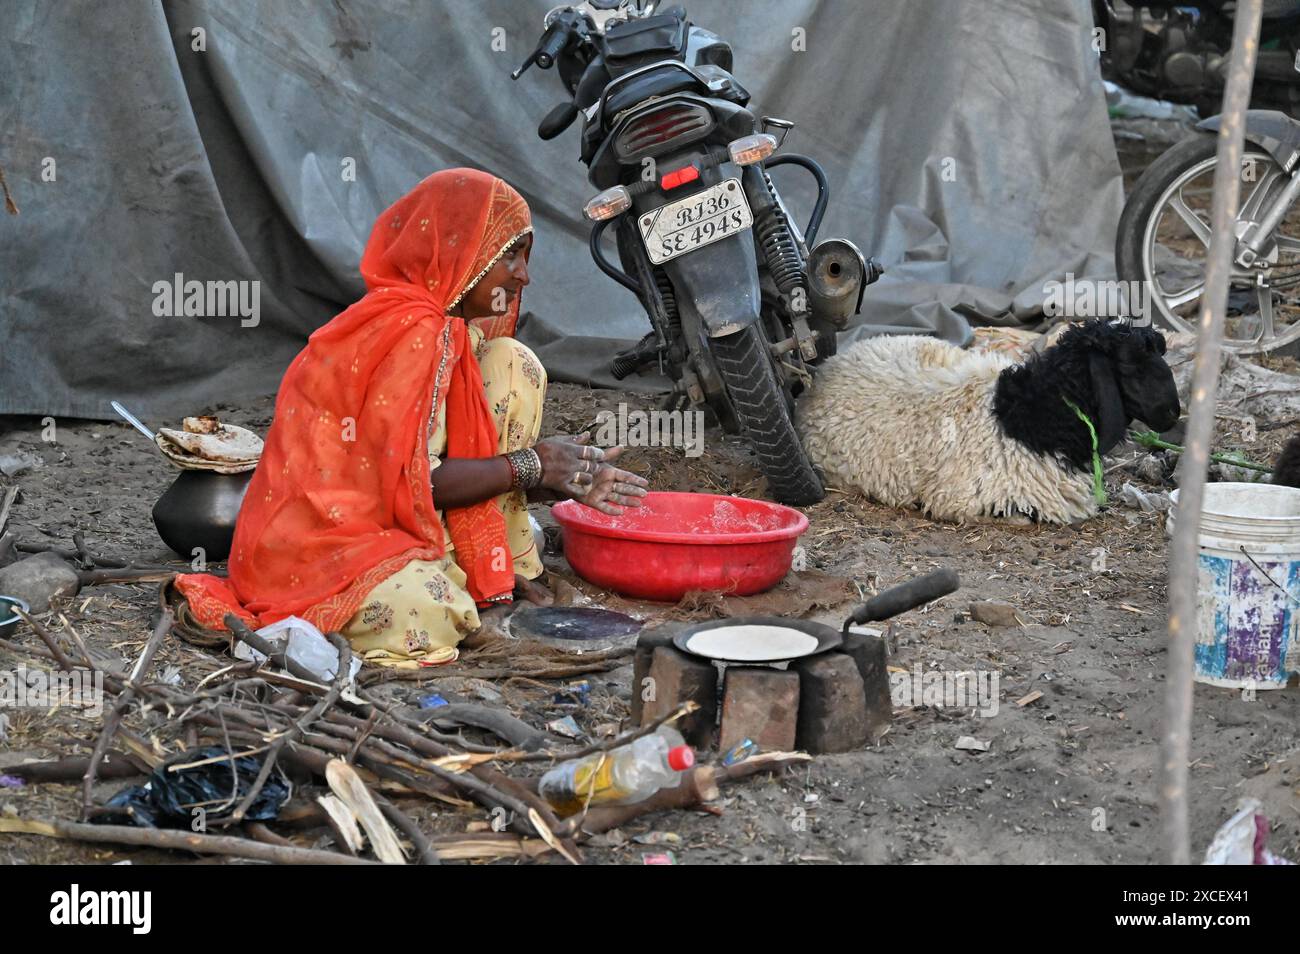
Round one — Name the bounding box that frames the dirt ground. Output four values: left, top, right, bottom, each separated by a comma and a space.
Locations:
2, 118, 1298, 866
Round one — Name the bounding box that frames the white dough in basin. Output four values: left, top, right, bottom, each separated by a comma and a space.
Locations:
686, 624, 819, 661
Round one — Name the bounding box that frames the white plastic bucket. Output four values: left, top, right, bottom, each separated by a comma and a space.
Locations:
1168, 483, 1300, 689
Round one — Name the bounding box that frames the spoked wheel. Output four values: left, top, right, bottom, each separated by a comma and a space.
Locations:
1116, 135, 1300, 355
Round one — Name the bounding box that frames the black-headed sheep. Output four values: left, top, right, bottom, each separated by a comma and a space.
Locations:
798, 320, 1181, 523
1274, 433, 1300, 488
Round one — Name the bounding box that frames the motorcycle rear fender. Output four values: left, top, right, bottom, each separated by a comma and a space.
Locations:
636, 158, 761, 337
1196, 110, 1300, 174
588, 94, 755, 189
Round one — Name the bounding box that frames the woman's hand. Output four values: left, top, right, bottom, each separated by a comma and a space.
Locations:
534, 433, 606, 496
533, 434, 648, 515
578, 457, 650, 515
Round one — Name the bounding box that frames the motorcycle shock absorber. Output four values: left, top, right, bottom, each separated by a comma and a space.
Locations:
655, 266, 682, 341
747, 166, 818, 361
753, 170, 805, 295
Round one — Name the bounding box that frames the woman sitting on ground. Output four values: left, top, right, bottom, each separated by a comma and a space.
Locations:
176, 169, 648, 666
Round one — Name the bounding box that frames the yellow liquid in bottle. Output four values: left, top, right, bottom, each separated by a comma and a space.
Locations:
549, 754, 635, 816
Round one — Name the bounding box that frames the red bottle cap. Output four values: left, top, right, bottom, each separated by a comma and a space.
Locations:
667, 745, 695, 771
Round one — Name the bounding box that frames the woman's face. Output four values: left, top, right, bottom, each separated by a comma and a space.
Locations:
455, 233, 532, 318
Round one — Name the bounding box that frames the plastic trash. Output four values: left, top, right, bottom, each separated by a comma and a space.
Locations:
233, 615, 362, 684
417, 692, 449, 710
538, 726, 694, 816
529, 512, 546, 555
1204, 798, 1296, 865
546, 715, 583, 740
1119, 481, 1171, 513
1103, 80, 1198, 122
552, 679, 590, 706
98, 745, 289, 829
722, 738, 756, 767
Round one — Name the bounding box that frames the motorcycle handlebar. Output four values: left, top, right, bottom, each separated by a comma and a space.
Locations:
535, 22, 571, 70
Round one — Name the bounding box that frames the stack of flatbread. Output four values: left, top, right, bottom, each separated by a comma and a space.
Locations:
155, 416, 262, 474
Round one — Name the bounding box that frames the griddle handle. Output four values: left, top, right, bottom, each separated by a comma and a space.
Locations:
844, 569, 959, 630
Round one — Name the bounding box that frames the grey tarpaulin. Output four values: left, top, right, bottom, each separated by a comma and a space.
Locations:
0, 0, 1122, 420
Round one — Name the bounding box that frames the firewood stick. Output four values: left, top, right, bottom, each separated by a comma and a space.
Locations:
79, 605, 173, 820
78, 567, 178, 586
423, 702, 561, 750
228, 632, 352, 825
355, 756, 474, 809
357, 657, 628, 685
564, 752, 813, 839
223, 613, 321, 683
518, 701, 699, 763
14, 540, 130, 568
71, 531, 92, 568
317, 709, 579, 860
12, 606, 83, 672
573, 766, 720, 835
244, 821, 296, 849
318, 706, 507, 759
325, 759, 407, 864
0, 753, 144, 784
0, 816, 378, 865
427, 833, 550, 861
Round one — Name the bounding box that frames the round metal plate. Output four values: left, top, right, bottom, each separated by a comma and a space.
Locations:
673, 616, 842, 664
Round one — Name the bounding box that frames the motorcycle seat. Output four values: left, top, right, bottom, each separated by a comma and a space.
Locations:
601, 64, 709, 124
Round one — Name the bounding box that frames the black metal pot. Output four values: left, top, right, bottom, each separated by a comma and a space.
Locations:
152, 470, 253, 562
0, 595, 29, 639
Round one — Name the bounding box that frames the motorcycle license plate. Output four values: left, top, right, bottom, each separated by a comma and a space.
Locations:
638, 178, 752, 265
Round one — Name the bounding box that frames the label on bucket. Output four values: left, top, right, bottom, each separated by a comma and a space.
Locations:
1196, 553, 1300, 688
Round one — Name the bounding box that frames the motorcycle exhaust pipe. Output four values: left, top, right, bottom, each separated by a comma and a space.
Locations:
807, 238, 881, 328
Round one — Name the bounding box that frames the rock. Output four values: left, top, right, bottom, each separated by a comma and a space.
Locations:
969, 601, 1021, 627
839, 631, 893, 741
791, 652, 869, 753
0, 552, 81, 613
642, 645, 718, 749
719, 666, 800, 754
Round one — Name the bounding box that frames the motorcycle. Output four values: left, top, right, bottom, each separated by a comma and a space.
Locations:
1104, 1, 1300, 353
1094, 0, 1300, 118
511, 0, 880, 505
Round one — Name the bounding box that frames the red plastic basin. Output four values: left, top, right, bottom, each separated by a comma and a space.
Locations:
551, 491, 809, 602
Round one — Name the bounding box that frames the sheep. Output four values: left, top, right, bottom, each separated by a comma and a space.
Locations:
1273, 433, 1300, 488
798, 319, 1181, 524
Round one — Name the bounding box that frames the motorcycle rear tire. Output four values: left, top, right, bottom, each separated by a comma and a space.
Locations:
708, 324, 825, 506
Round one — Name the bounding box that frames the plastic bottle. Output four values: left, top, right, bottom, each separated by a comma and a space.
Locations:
538, 726, 695, 816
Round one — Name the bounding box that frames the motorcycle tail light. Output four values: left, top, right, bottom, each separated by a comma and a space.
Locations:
728, 133, 777, 166
613, 102, 713, 160
660, 164, 699, 190
583, 185, 632, 221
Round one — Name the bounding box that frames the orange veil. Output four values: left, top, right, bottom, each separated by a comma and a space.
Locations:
176, 169, 532, 633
